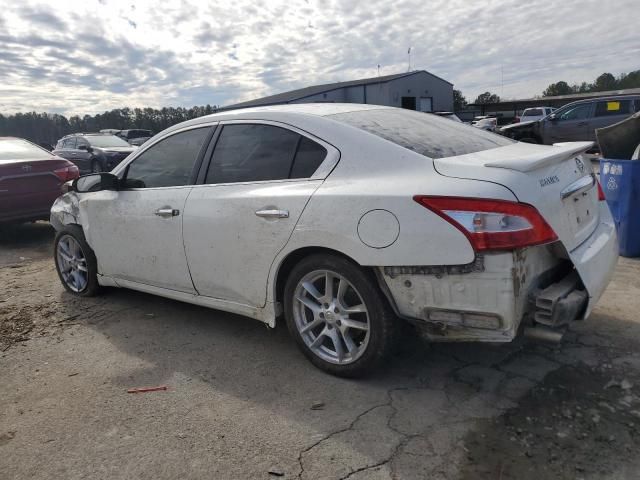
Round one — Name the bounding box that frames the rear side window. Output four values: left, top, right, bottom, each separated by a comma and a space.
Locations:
62, 137, 76, 149
329, 109, 513, 159
0, 138, 56, 161
290, 137, 327, 178
206, 124, 327, 184
594, 100, 631, 117
124, 127, 210, 188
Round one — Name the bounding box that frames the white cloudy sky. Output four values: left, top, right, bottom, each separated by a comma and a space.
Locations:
0, 0, 638, 115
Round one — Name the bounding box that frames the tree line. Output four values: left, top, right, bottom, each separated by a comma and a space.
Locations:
0, 105, 218, 147
453, 70, 640, 110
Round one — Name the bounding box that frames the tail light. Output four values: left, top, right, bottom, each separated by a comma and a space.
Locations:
596, 178, 606, 201
414, 196, 558, 252
54, 165, 79, 183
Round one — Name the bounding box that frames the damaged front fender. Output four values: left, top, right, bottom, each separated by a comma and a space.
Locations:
50, 192, 81, 231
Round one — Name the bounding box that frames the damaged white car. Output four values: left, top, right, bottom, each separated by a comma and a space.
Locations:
51, 104, 618, 377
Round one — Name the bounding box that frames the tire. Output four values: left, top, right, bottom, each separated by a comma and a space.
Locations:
284, 254, 396, 377
91, 160, 103, 173
54, 225, 100, 296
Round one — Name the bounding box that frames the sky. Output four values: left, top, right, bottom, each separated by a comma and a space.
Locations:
0, 0, 638, 116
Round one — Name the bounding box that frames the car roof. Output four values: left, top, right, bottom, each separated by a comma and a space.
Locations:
562, 95, 640, 108
157, 103, 394, 137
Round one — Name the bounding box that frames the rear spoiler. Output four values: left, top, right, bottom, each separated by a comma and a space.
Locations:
484, 141, 593, 172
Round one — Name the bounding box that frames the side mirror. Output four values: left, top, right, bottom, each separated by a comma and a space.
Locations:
78, 144, 93, 152
72, 173, 119, 193
548, 114, 557, 121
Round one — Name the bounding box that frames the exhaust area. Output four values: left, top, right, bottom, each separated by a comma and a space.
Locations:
524, 326, 565, 343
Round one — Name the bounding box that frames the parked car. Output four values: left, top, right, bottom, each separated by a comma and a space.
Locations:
471, 115, 498, 131
518, 106, 556, 123
53, 133, 137, 174
0, 137, 78, 223
50, 104, 617, 377
500, 95, 640, 144
117, 129, 154, 146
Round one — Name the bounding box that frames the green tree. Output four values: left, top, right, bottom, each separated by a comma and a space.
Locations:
593, 72, 617, 91
453, 89, 467, 111
542, 81, 573, 97
473, 91, 501, 104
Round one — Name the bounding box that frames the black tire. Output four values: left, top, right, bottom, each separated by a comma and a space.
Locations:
91, 160, 103, 173
284, 254, 396, 377
53, 224, 100, 296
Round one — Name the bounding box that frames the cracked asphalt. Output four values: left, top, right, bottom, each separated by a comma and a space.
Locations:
1, 222, 640, 479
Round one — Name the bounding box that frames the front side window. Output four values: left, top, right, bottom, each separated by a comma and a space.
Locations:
594, 100, 631, 117
557, 104, 592, 121
206, 124, 326, 184
124, 127, 210, 188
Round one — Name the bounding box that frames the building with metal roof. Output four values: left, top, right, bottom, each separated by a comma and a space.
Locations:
221, 70, 454, 112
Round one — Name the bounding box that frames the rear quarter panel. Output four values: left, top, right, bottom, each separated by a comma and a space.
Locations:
275, 125, 518, 268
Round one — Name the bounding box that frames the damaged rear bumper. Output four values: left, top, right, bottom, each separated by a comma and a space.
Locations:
378, 205, 618, 343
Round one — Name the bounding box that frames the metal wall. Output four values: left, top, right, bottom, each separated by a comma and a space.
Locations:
289, 71, 453, 112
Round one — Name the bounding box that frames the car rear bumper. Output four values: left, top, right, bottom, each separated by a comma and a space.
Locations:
568, 202, 618, 317
378, 208, 618, 343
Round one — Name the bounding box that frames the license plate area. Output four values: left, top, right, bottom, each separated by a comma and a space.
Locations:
562, 188, 599, 245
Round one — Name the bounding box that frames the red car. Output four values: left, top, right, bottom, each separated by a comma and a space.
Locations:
0, 137, 79, 223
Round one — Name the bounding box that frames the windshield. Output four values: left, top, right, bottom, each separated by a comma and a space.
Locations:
522, 108, 543, 117
86, 135, 131, 148
0, 138, 55, 162
329, 109, 513, 159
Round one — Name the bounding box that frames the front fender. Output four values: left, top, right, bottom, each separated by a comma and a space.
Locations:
50, 192, 81, 231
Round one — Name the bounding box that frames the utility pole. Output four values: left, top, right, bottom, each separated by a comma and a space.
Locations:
407, 47, 412, 72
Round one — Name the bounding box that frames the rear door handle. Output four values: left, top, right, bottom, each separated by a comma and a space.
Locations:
155, 208, 180, 218
255, 209, 289, 219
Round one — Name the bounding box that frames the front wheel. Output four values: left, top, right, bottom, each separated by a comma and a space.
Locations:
284, 254, 396, 377
54, 225, 100, 296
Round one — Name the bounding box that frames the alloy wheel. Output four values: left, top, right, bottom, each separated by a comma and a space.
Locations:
293, 269, 370, 365
56, 234, 89, 292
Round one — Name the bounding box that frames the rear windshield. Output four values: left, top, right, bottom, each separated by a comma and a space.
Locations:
0, 138, 55, 162
328, 109, 513, 159
522, 108, 543, 116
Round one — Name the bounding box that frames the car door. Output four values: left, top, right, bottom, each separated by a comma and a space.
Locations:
80, 126, 214, 293
182, 121, 339, 307
545, 102, 593, 143
588, 99, 633, 140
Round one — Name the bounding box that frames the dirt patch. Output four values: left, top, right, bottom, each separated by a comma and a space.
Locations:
460, 364, 640, 479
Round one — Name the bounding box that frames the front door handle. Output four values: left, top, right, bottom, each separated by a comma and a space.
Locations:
155, 208, 180, 218
255, 209, 289, 219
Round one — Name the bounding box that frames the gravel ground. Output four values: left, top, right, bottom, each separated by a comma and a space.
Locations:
1, 222, 640, 479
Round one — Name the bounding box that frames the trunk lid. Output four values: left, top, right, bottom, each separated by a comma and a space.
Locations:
433, 141, 599, 252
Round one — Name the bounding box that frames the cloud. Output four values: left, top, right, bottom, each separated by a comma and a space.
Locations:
0, 0, 637, 116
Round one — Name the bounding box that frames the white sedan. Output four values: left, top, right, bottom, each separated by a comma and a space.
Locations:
50, 104, 618, 377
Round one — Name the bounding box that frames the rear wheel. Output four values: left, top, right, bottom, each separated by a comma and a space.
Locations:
54, 225, 100, 296
284, 254, 396, 377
